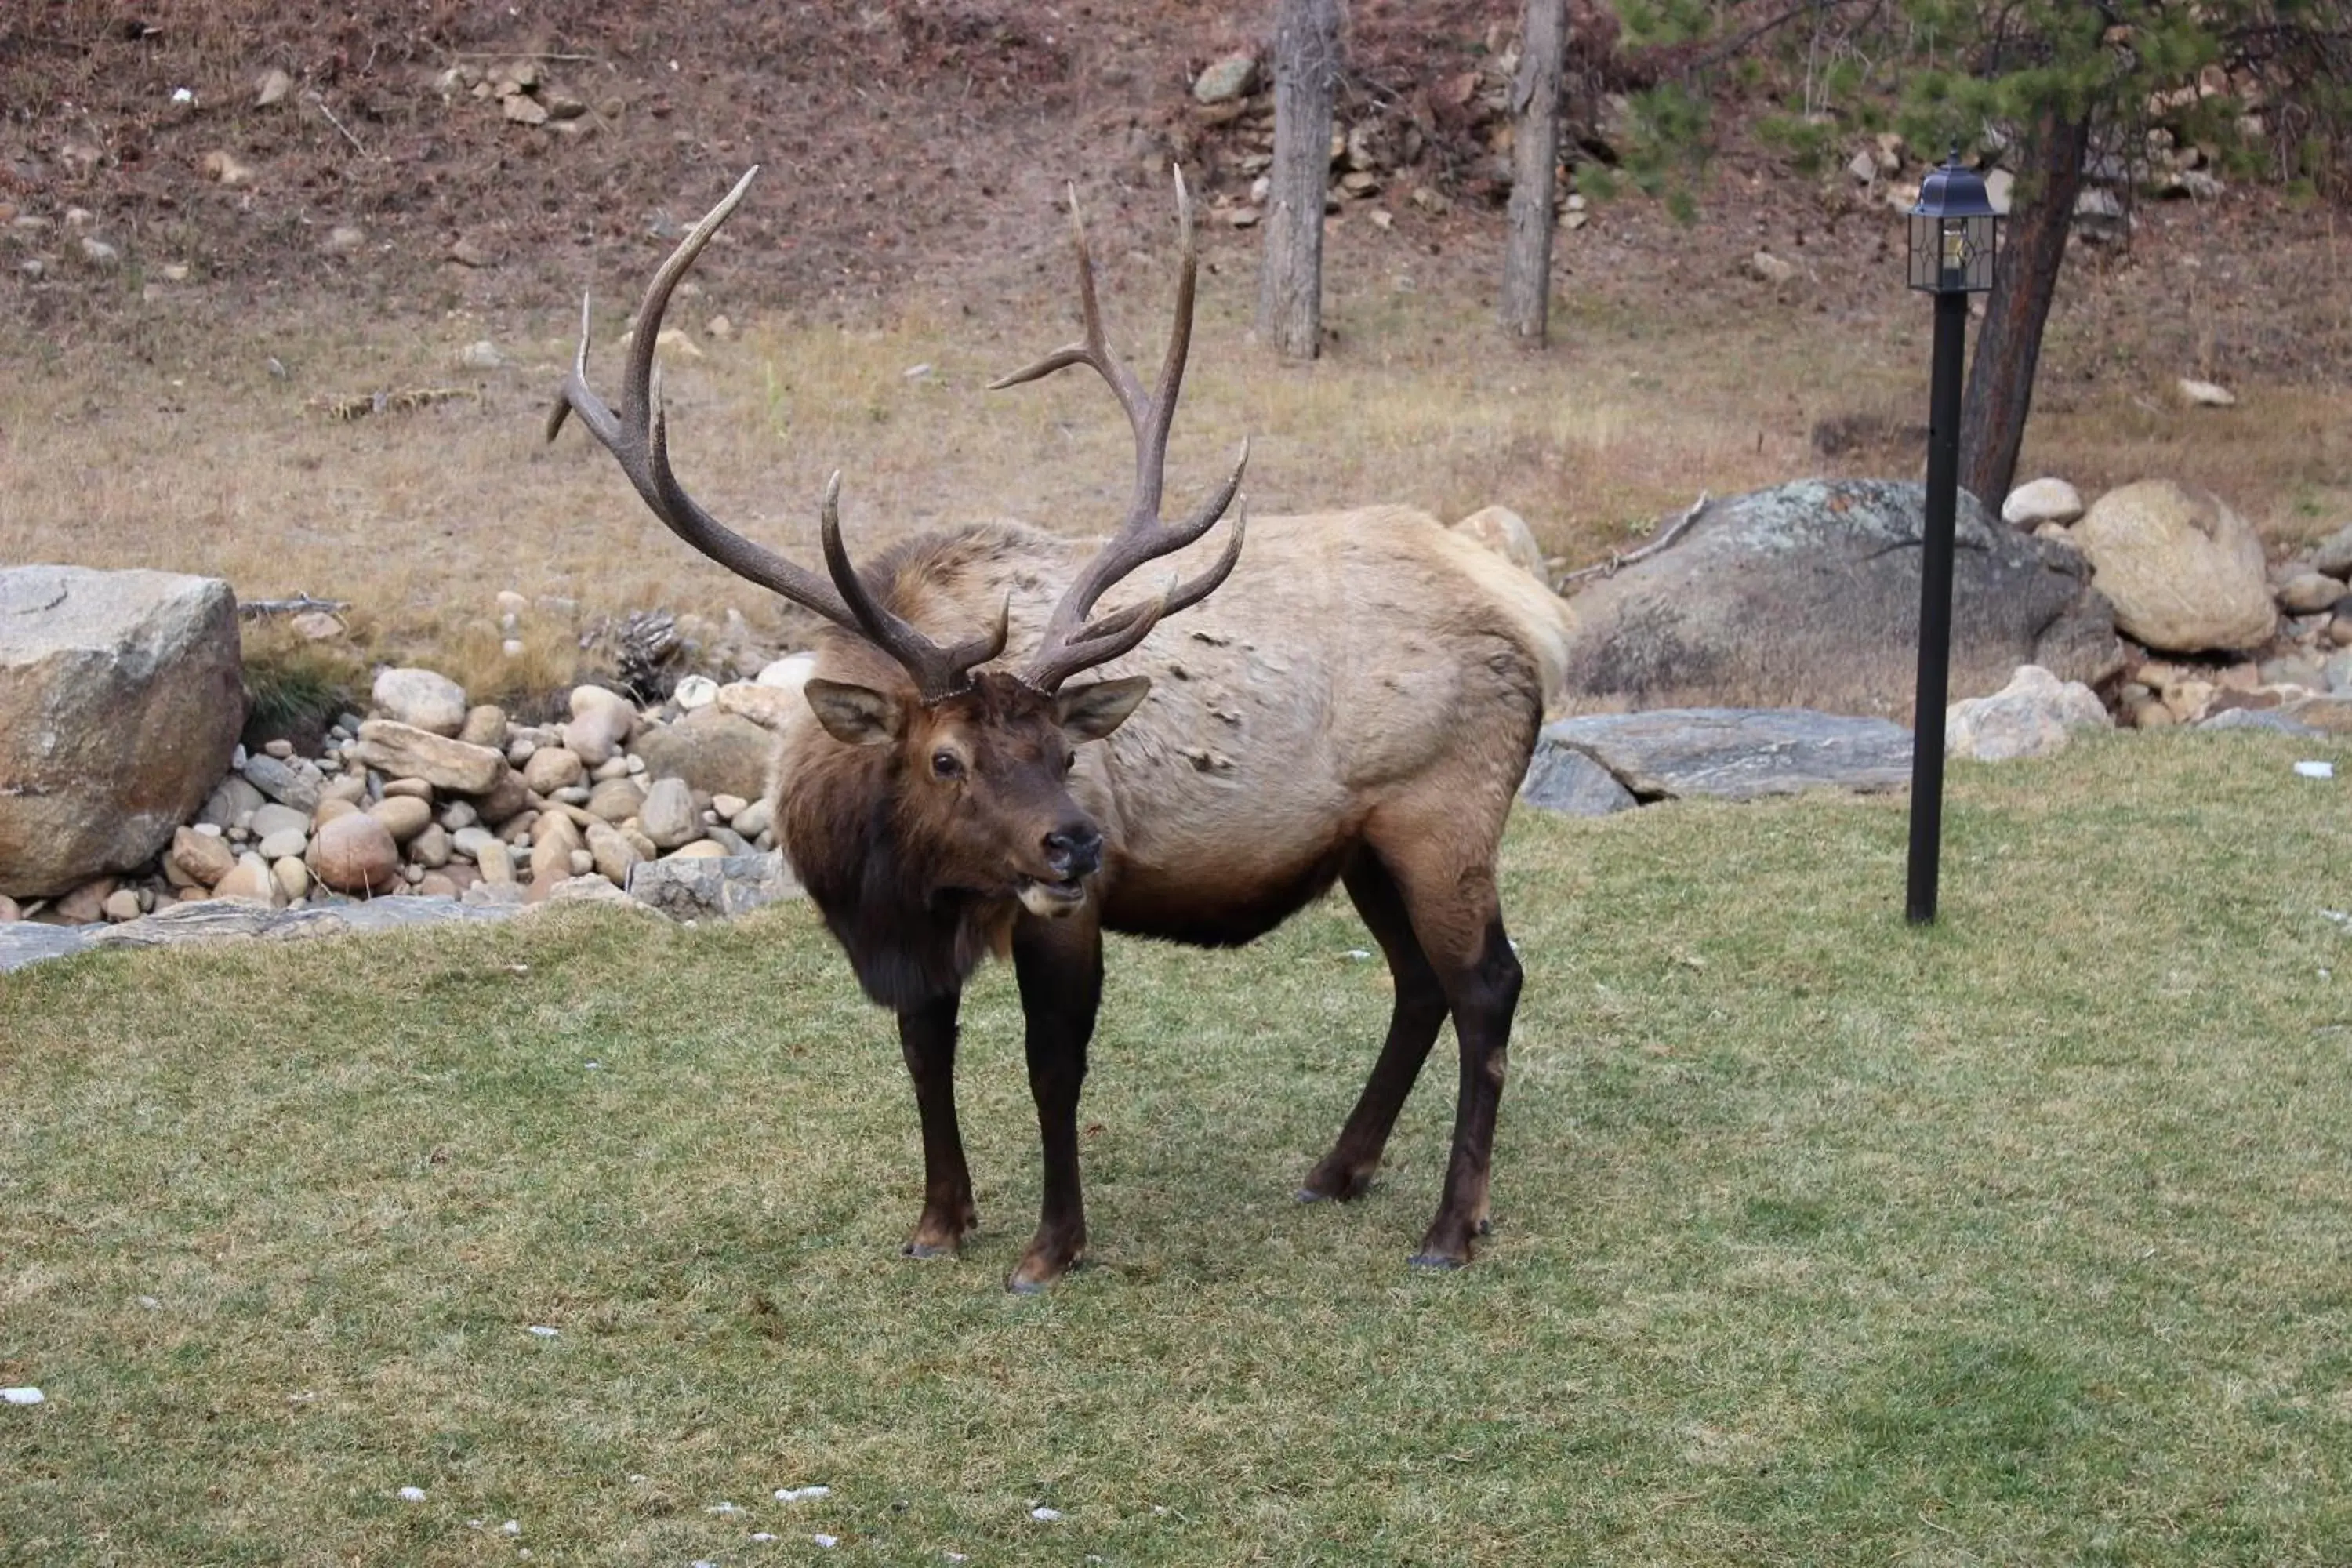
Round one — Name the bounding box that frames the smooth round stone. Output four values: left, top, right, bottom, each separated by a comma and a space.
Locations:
307, 811, 401, 895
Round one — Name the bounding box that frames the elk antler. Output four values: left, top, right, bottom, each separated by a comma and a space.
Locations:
546, 166, 1007, 702
990, 168, 1249, 693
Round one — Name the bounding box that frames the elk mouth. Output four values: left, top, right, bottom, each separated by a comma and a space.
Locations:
1016, 871, 1091, 919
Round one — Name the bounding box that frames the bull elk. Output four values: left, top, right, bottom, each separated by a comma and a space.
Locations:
549, 166, 1571, 1291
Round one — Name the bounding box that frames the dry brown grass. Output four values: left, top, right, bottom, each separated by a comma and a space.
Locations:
5, 255, 2347, 678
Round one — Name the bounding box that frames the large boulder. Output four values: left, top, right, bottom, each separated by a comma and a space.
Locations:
2072, 481, 2277, 653
0, 566, 245, 898
1557, 480, 2121, 721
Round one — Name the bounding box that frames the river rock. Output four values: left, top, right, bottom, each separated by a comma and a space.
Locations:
586, 819, 643, 885
457, 703, 508, 748
561, 684, 637, 767
351, 720, 508, 795
2278, 572, 2346, 616
249, 802, 309, 841
213, 852, 280, 906
366, 794, 434, 843
2001, 477, 2085, 528
307, 811, 401, 895
372, 667, 469, 736
637, 775, 700, 850
169, 826, 237, 887
633, 709, 775, 800
522, 745, 586, 794
0, 565, 245, 898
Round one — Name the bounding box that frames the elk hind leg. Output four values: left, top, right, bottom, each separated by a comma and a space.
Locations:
1374, 820, 1522, 1269
1298, 851, 1450, 1203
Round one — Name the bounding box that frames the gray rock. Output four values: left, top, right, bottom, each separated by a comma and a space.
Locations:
1535, 709, 1915, 802
0, 922, 92, 972
637, 775, 699, 850
1, 565, 245, 898
631, 709, 776, 801
256, 827, 310, 860
1193, 53, 1259, 104
241, 753, 322, 811
1944, 664, 2111, 762
2278, 572, 2346, 616
198, 774, 266, 829
731, 797, 775, 840
2310, 522, 2352, 580
249, 802, 310, 840
1517, 742, 1638, 817
626, 851, 803, 920
2195, 706, 2321, 735
1558, 481, 2120, 721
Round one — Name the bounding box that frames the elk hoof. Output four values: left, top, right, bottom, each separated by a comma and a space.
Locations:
1407, 1251, 1468, 1272
903, 1240, 960, 1260
1004, 1272, 1051, 1296
1296, 1164, 1373, 1203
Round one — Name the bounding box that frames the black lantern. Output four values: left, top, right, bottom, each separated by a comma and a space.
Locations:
1903, 146, 2001, 925
1907, 151, 2000, 293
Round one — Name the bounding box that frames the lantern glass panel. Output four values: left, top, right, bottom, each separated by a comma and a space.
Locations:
1908, 210, 1998, 293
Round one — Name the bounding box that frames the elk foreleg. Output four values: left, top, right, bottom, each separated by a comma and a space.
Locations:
1006, 916, 1104, 1292
898, 993, 978, 1258
1300, 853, 1450, 1203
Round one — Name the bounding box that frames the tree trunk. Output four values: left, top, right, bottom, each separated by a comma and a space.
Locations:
1500, 0, 1568, 344
1957, 104, 2092, 510
1257, 0, 1341, 359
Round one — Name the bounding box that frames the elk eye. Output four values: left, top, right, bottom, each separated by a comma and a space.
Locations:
931, 750, 964, 780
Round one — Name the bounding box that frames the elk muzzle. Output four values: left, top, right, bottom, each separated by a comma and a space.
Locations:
1018, 822, 1103, 918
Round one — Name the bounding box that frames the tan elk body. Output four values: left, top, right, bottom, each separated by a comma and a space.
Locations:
552, 166, 1571, 1290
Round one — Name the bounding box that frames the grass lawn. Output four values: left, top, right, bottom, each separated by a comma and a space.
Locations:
5, 731, 2350, 1566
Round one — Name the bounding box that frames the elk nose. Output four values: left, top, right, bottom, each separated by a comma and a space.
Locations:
1043, 825, 1102, 878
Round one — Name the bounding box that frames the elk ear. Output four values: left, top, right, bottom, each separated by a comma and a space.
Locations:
1055, 676, 1152, 743
803, 678, 904, 746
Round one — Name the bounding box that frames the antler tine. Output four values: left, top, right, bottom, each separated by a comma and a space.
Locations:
550, 168, 1004, 699
1024, 506, 1249, 693
818, 474, 1009, 700
994, 166, 1246, 691
987, 184, 1150, 437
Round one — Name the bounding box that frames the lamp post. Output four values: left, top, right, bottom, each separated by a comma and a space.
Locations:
1904, 147, 2000, 925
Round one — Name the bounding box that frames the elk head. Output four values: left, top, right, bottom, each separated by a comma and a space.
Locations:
546, 165, 1247, 918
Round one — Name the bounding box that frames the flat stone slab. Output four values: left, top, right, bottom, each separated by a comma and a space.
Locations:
1534, 708, 1915, 803
0, 921, 96, 973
